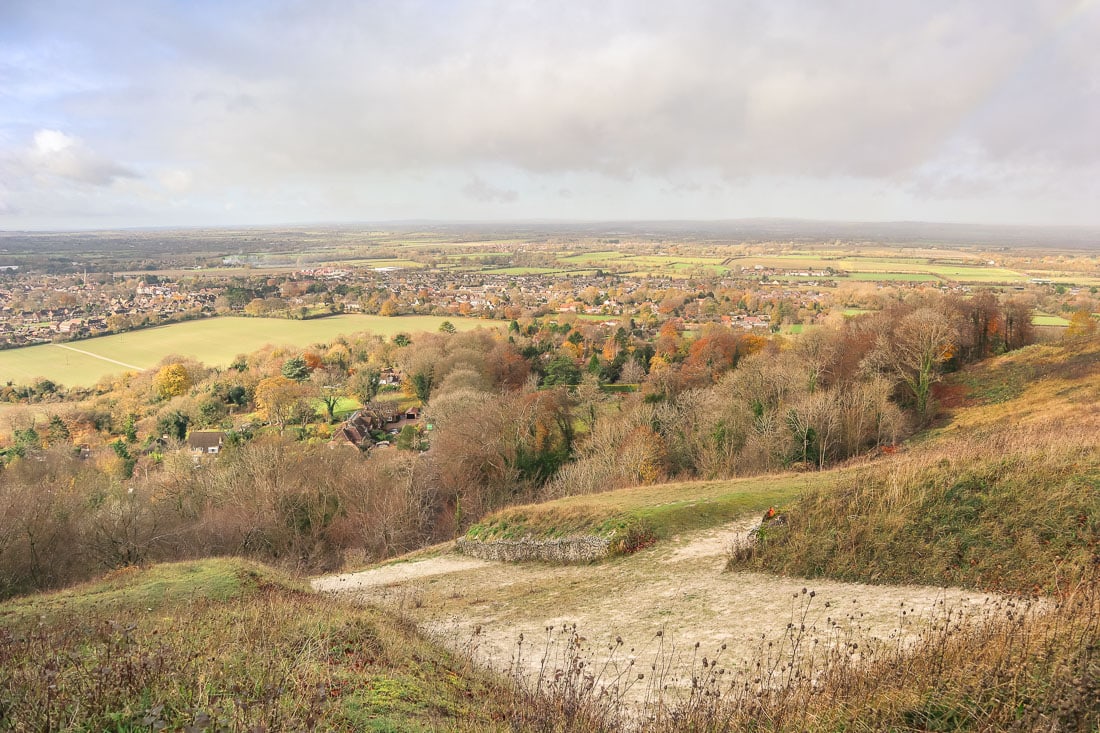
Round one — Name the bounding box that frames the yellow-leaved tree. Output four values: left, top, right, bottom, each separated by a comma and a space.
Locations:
255, 375, 312, 431
154, 363, 192, 400
1065, 309, 1097, 342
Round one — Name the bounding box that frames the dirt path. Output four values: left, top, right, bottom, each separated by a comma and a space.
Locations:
313, 556, 489, 592
314, 519, 994, 699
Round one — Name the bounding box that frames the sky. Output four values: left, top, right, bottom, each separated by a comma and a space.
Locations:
1, 0, 1098, 230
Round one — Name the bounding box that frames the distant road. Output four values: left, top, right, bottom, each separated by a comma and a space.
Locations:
53, 343, 145, 372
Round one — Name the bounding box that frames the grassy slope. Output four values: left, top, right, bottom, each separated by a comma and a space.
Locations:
0, 314, 500, 387
0, 559, 519, 731
465, 474, 815, 551
730, 337, 1100, 595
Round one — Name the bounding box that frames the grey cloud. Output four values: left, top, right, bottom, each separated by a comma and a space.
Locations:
462, 176, 519, 204
2, 0, 1098, 226
136, 0, 1091, 185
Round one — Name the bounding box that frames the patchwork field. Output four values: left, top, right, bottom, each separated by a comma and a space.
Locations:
724, 254, 1030, 283
0, 315, 499, 387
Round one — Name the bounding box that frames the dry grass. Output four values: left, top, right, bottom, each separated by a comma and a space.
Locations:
5, 548, 1096, 730
499, 579, 1099, 732
4, 338, 1097, 731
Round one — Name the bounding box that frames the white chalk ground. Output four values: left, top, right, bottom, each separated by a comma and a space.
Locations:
313, 556, 490, 592
313, 518, 998, 703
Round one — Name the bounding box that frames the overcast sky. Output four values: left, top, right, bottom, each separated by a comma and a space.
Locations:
1, 0, 1098, 230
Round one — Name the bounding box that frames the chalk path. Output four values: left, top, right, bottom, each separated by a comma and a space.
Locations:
315, 517, 999, 704
54, 343, 145, 371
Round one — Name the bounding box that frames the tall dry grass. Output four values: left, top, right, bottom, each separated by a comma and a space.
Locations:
730, 416, 1099, 594
480, 577, 1098, 731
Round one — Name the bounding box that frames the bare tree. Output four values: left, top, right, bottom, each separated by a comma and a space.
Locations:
311, 365, 348, 423
863, 307, 960, 420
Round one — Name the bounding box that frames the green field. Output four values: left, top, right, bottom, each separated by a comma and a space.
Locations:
1032, 314, 1071, 327
620, 255, 725, 268
729, 255, 1027, 283
559, 250, 627, 263
339, 258, 426, 269
0, 315, 500, 387
480, 266, 563, 275
845, 272, 940, 282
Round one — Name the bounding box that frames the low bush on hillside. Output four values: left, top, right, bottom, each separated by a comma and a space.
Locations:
728, 337, 1100, 595
0, 436, 444, 600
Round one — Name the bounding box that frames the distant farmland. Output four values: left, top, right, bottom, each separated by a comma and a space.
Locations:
0, 315, 500, 388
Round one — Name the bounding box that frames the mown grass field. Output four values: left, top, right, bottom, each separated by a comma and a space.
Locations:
339, 258, 426, 269
559, 250, 627, 262
480, 266, 563, 275
844, 271, 940, 281
1032, 313, 1071, 326
0, 315, 500, 387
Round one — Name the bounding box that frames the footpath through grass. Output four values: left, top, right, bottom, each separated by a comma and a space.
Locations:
465, 473, 815, 551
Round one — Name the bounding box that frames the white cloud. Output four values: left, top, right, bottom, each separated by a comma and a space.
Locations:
28, 128, 135, 186
157, 168, 193, 194
33, 129, 74, 155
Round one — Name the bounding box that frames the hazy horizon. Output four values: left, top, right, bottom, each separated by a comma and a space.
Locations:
2, 1, 1098, 230
3, 215, 1100, 234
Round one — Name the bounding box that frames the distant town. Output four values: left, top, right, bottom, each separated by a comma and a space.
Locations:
1, 224, 1096, 350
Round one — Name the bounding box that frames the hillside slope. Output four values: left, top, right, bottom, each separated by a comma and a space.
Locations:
4, 339, 1097, 731
729, 336, 1100, 594
0, 559, 523, 731
312, 337, 1100, 730
462, 338, 1099, 594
